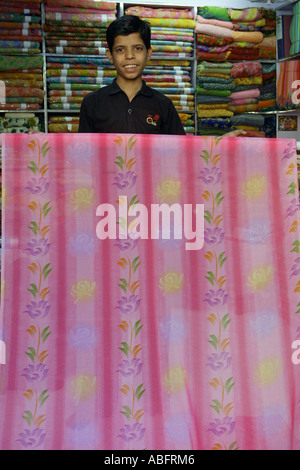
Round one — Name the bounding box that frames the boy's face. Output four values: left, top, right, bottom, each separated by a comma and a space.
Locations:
106, 32, 152, 83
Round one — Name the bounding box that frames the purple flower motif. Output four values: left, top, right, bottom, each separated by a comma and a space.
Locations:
117, 358, 143, 377
282, 142, 296, 161
207, 417, 235, 436
24, 300, 50, 320
296, 324, 300, 340
114, 237, 138, 251
16, 428, 46, 448
286, 199, 300, 218
198, 167, 222, 184
25, 177, 50, 195
118, 423, 145, 442
115, 295, 141, 314
25, 238, 50, 256
206, 352, 231, 371
291, 258, 300, 277
204, 227, 224, 244
68, 233, 96, 256
21, 363, 49, 382
113, 171, 137, 190
204, 289, 228, 306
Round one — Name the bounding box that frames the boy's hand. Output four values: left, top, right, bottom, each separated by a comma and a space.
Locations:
223, 130, 247, 137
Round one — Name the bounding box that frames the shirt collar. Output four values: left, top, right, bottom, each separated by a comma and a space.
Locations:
109, 78, 152, 97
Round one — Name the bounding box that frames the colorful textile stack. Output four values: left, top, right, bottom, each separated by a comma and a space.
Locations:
48, 115, 79, 132
125, 6, 195, 129
277, 60, 300, 110
195, 7, 276, 137
44, 0, 117, 124
195, 6, 276, 62
290, 1, 300, 55
46, 56, 116, 111
0, 0, 42, 54
43, 0, 117, 55
0, 55, 44, 111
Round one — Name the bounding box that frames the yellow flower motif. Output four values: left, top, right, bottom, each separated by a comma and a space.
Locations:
70, 187, 94, 211
156, 177, 181, 203
159, 271, 183, 294
163, 366, 186, 394
254, 358, 280, 386
241, 174, 267, 201
247, 264, 273, 291
71, 373, 97, 401
71, 280, 96, 303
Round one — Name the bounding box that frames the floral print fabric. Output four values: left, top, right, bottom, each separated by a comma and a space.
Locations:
0, 133, 300, 450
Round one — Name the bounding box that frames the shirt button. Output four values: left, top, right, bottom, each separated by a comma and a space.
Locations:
128, 108, 132, 114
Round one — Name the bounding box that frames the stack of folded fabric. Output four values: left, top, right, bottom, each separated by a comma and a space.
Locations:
46, 56, 116, 111
125, 5, 196, 129
48, 115, 79, 132
0, 0, 42, 54
0, 55, 44, 111
0, 112, 42, 133
277, 60, 300, 110
44, 0, 117, 124
290, 1, 300, 55
195, 6, 276, 62
43, 0, 117, 55
196, 61, 234, 121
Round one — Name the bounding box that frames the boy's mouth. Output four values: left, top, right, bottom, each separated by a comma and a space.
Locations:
124, 65, 138, 69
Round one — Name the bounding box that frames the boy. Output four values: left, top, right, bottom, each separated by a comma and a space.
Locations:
78, 15, 245, 137
78, 15, 186, 135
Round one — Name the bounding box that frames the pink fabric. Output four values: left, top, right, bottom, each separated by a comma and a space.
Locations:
0, 133, 300, 450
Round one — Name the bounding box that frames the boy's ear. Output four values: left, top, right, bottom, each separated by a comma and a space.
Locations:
106, 49, 114, 64
147, 47, 152, 61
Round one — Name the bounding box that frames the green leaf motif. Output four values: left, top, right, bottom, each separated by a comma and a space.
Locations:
199, 150, 210, 164
210, 399, 221, 414
119, 342, 129, 357
28, 161, 38, 174
291, 240, 300, 253
41, 326, 52, 343
204, 210, 212, 225
208, 334, 218, 350
118, 278, 128, 292
215, 191, 224, 207
221, 313, 231, 330
135, 383, 146, 400
27, 283, 38, 298
39, 389, 50, 406
114, 156, 124, 170
41, 142, 51, 158
22, 410, 33, 426
205, 271, 215, 286
132, 256, 141, 273
25, 347, 36, 362
133, 320, 143, 338
28, 221, 39, 235
225, 377, 235, 394
128, 135, 136, 151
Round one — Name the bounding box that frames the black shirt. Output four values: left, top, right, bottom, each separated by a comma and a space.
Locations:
78, 78, 185, 135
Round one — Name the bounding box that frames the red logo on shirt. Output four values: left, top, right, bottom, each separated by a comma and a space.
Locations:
146, 114, 159, 126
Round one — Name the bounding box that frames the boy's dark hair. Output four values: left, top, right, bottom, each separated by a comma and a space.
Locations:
106, 15, 151, 52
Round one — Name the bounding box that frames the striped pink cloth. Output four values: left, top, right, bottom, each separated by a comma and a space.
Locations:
0, 133, 300, 450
